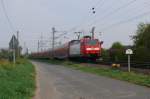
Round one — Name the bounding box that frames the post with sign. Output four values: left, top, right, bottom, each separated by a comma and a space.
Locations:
9, 35, 18, 64
128, 54, 131, 72
125, 49, 133, 72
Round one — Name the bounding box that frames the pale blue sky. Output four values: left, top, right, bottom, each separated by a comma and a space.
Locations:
0, 0, 150, 52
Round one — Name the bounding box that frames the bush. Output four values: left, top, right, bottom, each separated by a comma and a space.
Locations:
133, 46, 150, 62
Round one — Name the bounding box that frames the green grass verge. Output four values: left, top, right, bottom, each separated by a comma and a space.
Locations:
38, 59, 150, 87
0, 59, 36, 99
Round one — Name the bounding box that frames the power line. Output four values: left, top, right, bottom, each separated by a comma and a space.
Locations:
97, 2, 147, 27
87, 0, 137, 27
66, 0, 105, 33
99, 10, 150, 31
76, 0, 106, 31
60, 0, 104, 35
92, 0, 105, 9
1, 0, 16, 32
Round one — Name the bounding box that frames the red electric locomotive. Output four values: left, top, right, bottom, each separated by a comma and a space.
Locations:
68, 36, 103, 60
81, 36, 102, 59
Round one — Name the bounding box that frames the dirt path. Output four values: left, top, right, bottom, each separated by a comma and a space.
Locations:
32, 61, 150, 99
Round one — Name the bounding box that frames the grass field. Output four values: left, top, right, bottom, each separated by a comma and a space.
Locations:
38, 59, 150, 87
0, 59, 36, 99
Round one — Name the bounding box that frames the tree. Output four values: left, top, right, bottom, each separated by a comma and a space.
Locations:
133, 23, 150, 49
109, 42, 126, 62
134, 46, 150, 61
111, 42, 124, 49
0, 49, 10, 59
132, 23, 150, 61
101, 48, 110, 61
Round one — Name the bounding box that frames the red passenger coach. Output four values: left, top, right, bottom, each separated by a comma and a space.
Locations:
53, 43, 69, 59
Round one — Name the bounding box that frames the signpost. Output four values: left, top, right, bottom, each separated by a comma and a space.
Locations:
9, 35, 18, 64
125, 49, 133, 72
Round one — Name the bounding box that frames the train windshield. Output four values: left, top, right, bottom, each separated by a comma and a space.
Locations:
86, 40, 98, 45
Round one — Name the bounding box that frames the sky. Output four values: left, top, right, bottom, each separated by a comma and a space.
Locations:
0, 0, 150, 53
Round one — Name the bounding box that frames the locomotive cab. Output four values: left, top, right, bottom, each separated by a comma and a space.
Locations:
81, 36, 102, 59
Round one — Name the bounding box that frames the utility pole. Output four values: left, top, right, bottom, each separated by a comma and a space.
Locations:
26, 48, 28, 55
24, 42, 26, 54
52, 27, 56, 58
13, 36, 16, 64
91, 27, 95, 39
24, 42, 28, 56
37, 40, 40, 52
16, 31, 19, 58
40, 33, 44, 52
74, 32, 81, 40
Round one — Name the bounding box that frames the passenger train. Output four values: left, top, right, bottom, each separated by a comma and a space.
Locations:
31, 36, 103, 60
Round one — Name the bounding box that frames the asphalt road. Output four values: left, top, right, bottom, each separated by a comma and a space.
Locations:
32, 61, 150, 99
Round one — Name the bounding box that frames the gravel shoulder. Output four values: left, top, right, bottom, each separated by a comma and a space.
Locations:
32, 61, 150, 99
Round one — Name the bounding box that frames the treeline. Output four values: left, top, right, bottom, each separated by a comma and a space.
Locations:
0, 49, 10, 59
101, 23, 150, 65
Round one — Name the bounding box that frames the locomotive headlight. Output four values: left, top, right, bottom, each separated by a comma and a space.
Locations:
86, 48, 92, 50
94, 48, 100, 50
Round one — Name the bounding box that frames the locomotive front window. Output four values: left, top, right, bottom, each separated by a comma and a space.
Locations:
87, 40, 97, 45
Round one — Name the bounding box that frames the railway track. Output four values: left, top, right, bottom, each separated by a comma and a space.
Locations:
75, 61, 150, 75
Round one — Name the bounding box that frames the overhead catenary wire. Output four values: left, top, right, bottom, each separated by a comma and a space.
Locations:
96, 2, 148, 27
87, 0, 137, 27
92, 0, 106, 10
71, 0, 136, 31
76, 0, 106, 31
1, 0, 16, 32
57, 0, 105, 38
66, 0, 105, 34
99, 10, 150, 31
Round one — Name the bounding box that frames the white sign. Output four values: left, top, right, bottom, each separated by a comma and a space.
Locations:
126, 49, 133, 55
